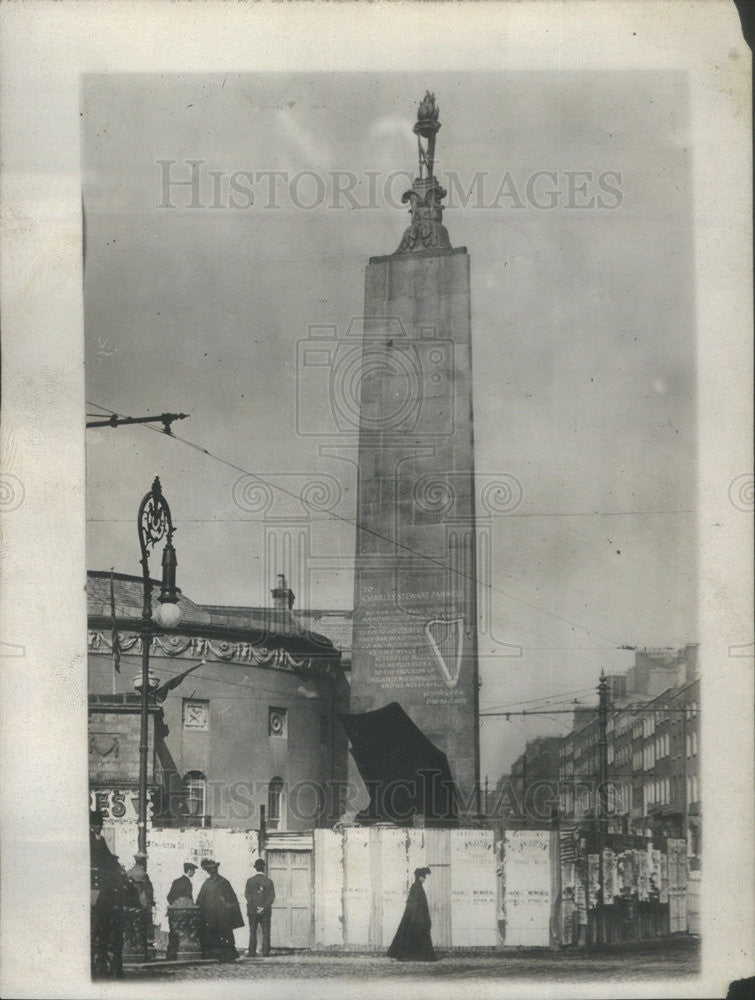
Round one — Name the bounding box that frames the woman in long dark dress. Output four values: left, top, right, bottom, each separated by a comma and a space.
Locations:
387, 867, 437, 961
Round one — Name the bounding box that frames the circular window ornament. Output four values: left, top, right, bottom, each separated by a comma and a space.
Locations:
269, 708, 287, 737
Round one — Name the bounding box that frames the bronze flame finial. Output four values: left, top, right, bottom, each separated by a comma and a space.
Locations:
393, 92, 451, 255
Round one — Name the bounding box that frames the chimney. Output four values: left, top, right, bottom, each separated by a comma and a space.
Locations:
682, 643, 699, 684
271, 574, 295, 610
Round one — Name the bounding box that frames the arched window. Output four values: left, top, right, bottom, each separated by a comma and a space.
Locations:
184, 770, 207, 818
268, 777, 285, 831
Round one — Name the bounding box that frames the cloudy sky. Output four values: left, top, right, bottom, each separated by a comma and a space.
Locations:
83, 71, 696, 775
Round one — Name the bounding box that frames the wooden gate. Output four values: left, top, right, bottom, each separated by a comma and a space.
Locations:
267, 850, 313, 949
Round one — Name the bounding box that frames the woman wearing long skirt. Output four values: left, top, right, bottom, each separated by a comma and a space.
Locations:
387, 867, 437, 961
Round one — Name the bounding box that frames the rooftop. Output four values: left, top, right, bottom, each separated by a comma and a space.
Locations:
87, 571, 345, 661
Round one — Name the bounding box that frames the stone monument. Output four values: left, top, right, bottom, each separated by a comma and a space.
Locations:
349, 92, 480, 821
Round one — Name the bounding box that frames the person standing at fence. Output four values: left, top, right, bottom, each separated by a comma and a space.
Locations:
387, 867, 437, 962
196, 859, 244, 962
127, 851, 156, 957
245, 858, 276, 957
166, 862, 198, 961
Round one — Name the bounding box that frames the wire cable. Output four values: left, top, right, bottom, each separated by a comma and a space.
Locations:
85, 400, 642, 647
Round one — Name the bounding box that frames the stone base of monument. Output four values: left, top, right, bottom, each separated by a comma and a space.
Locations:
121, 906, 155, 962
165, 904, 203, 960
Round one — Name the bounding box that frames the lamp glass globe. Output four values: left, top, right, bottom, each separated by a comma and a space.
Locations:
154, 601, 181, 629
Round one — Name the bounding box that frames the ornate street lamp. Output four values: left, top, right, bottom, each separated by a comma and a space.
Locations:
135, 477, 182, 857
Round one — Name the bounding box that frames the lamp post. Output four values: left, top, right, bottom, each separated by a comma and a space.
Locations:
135, 476, 182, 857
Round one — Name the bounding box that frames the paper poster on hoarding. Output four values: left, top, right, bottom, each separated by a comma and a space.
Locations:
574, 867, 588, 927
638, 850, 650, 902
668, 838, 689, 892
587, 854, 600, 909
660, 852, 669, 904
650, 849, 662, 902
617, 849, 638, 899
502, 831, 551, 947
602, 849, 617, 905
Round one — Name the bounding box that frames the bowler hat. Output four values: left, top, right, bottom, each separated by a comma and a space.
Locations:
414, 866, 431, 878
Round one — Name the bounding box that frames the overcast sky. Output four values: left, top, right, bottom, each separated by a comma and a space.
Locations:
83, 71, 696, 776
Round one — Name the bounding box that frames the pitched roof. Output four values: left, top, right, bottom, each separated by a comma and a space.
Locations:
87, 571, 341, 660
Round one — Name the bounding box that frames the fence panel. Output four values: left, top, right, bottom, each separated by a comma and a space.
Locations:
313, 829, 343, 947
502, 830, 552, 946
377, 827, 412, 949
343, 826, 371, 946
425, 828, 452, 947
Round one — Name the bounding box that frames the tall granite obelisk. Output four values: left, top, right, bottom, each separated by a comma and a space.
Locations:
349, 93, 480, 820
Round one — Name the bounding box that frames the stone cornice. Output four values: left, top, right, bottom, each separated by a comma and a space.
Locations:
88, 624, 341, 680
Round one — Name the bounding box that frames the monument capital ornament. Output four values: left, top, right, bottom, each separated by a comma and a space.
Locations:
394, 91, 452, 255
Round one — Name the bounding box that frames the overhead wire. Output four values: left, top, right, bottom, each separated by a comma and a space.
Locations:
85, 399, 642, 648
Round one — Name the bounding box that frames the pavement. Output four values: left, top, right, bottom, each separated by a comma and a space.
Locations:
127, 936, 701, 982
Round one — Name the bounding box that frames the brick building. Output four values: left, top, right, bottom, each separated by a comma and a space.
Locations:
489, 646, 700, 862
493, 736, 562, 825
555, 645, 700, 864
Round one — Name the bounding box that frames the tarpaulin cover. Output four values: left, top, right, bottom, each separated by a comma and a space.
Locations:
339, 702, 459, 825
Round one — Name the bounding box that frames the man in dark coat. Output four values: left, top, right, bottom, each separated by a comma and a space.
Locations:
168, 862, 197, 905
166, 862, 198, 960
387, 867, 437, 961
127, 851, 155, 956
196, 860, 244, 962
89, 810, 121, 874
89, 810, 128, 977
245, 858, 276, 957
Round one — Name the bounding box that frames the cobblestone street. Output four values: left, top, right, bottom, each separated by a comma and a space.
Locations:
130, 937, 701, 984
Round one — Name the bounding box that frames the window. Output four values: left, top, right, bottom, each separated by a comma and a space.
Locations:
183, 699, 209, 730
269, 707, 287, 738
319, 712, 329, 744
184, 770, 207, 817
267, 776, 285, 830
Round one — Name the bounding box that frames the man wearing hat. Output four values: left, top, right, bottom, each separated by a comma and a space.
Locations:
245, 858, 276, 957
89, 809, 120, 875
127, 851, 155, 957
168, 861, 198, 906
196, 859, 244, 962
166, 862, 198, 960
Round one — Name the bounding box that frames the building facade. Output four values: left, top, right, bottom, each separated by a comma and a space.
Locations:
88, 571, 350, 834
555, 646, 700, 864
488, 646, 700, 863
493, 737, 562, 825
